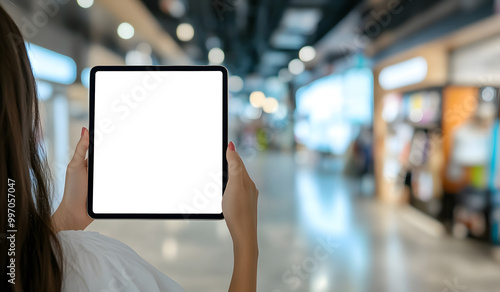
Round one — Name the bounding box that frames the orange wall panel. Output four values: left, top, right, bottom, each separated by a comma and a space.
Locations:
441, 86, 478, 193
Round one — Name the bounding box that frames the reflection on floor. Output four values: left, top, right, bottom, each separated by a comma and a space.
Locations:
88, 151, 500, 292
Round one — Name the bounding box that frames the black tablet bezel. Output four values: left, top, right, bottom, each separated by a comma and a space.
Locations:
88, 65, 228, 219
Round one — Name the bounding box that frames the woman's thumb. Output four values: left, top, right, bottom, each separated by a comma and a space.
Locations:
226, 141, 243, 177
69, 127, 89, 168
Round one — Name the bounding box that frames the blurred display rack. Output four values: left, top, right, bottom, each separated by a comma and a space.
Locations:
372, 14, 500, 247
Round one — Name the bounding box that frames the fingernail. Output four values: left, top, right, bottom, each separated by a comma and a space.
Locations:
228, 141, 235, 151
81, 127, 85, 137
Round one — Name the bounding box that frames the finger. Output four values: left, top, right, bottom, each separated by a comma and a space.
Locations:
239, 156, 252, 182
226, 141, 244, 178
233, 148, 253, 181
69, 127, 89, 168
227, 142, 254, 183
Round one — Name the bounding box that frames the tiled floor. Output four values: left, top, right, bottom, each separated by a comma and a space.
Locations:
88, 151, 500, 292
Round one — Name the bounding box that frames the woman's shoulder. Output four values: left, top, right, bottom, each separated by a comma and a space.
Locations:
57, 230, 184, 292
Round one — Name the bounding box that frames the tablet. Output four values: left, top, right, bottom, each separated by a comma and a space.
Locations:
88, 66, 227, 219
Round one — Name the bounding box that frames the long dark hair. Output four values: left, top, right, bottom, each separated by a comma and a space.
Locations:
0, 5, 63, 292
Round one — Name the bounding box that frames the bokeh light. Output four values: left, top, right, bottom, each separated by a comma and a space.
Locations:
77, 0, 94, 9
263, 97, 279, 113
176, 23, 194, 42
299, 46, 316, 62
229, 75, 244, 92
249, 91, 266, 108
208, 47, 225, 64
288, 58, 305, 75
117, 22, 134, 40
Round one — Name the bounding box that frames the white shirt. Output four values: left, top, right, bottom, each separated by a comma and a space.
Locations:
57, 230, 185, 292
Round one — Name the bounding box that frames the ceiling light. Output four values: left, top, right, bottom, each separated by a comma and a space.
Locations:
299, 46, 316, 62
249, 91, 266, 108
229, 76, 244, 92
117, 22, 134, 40
263, 97, 279, 113
176, 23, 194, 42
280, 8, 322, 35
288, 59, 304, 75
208, 47, 224, 64
77, 0, 93, 8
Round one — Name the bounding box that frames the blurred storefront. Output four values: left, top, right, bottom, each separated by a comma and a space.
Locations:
373, 11, 500, 247
293, 61, 374, 175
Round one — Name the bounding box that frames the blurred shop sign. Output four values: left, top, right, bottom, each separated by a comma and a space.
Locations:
375, 42, 448, 93
379, 56, 427, 90
450, 34, 500, 86
26, 43, 76, 85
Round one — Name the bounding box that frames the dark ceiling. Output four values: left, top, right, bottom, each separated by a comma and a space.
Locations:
140, 0, 362, 77
14, 0, 493, 80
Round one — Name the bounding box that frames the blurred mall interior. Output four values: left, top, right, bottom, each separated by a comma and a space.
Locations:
4, 0, 500, 290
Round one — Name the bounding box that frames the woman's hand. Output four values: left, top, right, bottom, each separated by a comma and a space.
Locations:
52, 127, 93, 232
223, 141, 259, 248
223, 142, 259, 292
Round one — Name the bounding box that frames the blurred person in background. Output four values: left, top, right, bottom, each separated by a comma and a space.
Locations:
0, 5, 259, 292
345, 126, 373, 178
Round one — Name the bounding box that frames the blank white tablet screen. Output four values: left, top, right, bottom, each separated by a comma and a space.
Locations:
92, 70, 223, 214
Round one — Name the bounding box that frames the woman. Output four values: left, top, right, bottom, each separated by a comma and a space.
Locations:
0, 5, 259, 292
